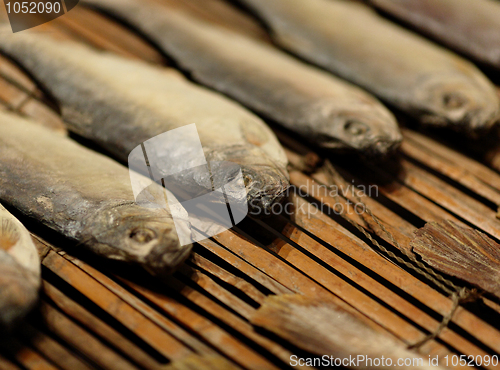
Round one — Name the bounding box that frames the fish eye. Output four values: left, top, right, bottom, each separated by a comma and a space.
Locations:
442, 92, 467, 110
129, 228, 156, 244
243, 174, 253, 186
344, 120, 368, 136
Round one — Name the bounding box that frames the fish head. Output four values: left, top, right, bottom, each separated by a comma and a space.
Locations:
86, 203, 192, 277
0, 252, 39, 329
205, 145, 290, 215
314, 106, 403, 157
414, 75, 500, 134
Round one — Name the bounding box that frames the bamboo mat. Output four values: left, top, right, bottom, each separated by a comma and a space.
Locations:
1, 0, 500, 369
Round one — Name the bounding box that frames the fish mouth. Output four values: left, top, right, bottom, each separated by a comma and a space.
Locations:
167, 245, 193, 270
415, 76, 500, 135
320, 135, 402, 158
246, 176, 290, 216
420, 107, 500, 136
365, 137, 402, 157
241, 163, 290, 216
462, 108, 500, 136
248, 186, 288, 215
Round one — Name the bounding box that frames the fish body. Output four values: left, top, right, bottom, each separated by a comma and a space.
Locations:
0, 111, 192, 277
370, 0, 500, 70
0, 204, 41, 328
82, 0, 402, 157
239, 0, 500, 134
0, 32, 289, 212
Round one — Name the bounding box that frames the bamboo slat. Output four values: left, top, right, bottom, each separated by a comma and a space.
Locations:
1, 1, 500, 369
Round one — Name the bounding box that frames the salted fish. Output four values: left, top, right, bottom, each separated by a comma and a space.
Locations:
238, 0, 500, 134
82, 0, 402, 157
0, 204, 41, 328
0, 31, 289, 212
370, 0, 500, 71
0, 111, 192, 278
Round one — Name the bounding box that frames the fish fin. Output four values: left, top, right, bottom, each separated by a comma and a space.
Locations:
250, 294, 433, 370
0, 218, 20, 252
411, 220, 500, 299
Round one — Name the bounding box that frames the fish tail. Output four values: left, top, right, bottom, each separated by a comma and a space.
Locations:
0, 218, 20, 251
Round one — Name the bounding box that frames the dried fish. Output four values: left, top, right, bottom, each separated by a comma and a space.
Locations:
239, 0, 500, 134
82, 0, 402, 157
0, 204, 40, 328
0, 31, 289, 212
370, 0, 500, 70
411, 220, 500, 300
252, 294, 439, 370
0, 111, 192, 277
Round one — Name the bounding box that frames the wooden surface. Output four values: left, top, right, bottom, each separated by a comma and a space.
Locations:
1, 0, 500, 369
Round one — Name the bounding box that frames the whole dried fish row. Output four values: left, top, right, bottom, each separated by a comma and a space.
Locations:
252, 294, 441, 370
82, 0, 402, 157
411, 220, 500, 300
239, 0, 500, 134
0, 31, 289, 212
0, 203, 41, 328
370, 0, 500, 70
0, 111, 192, 278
